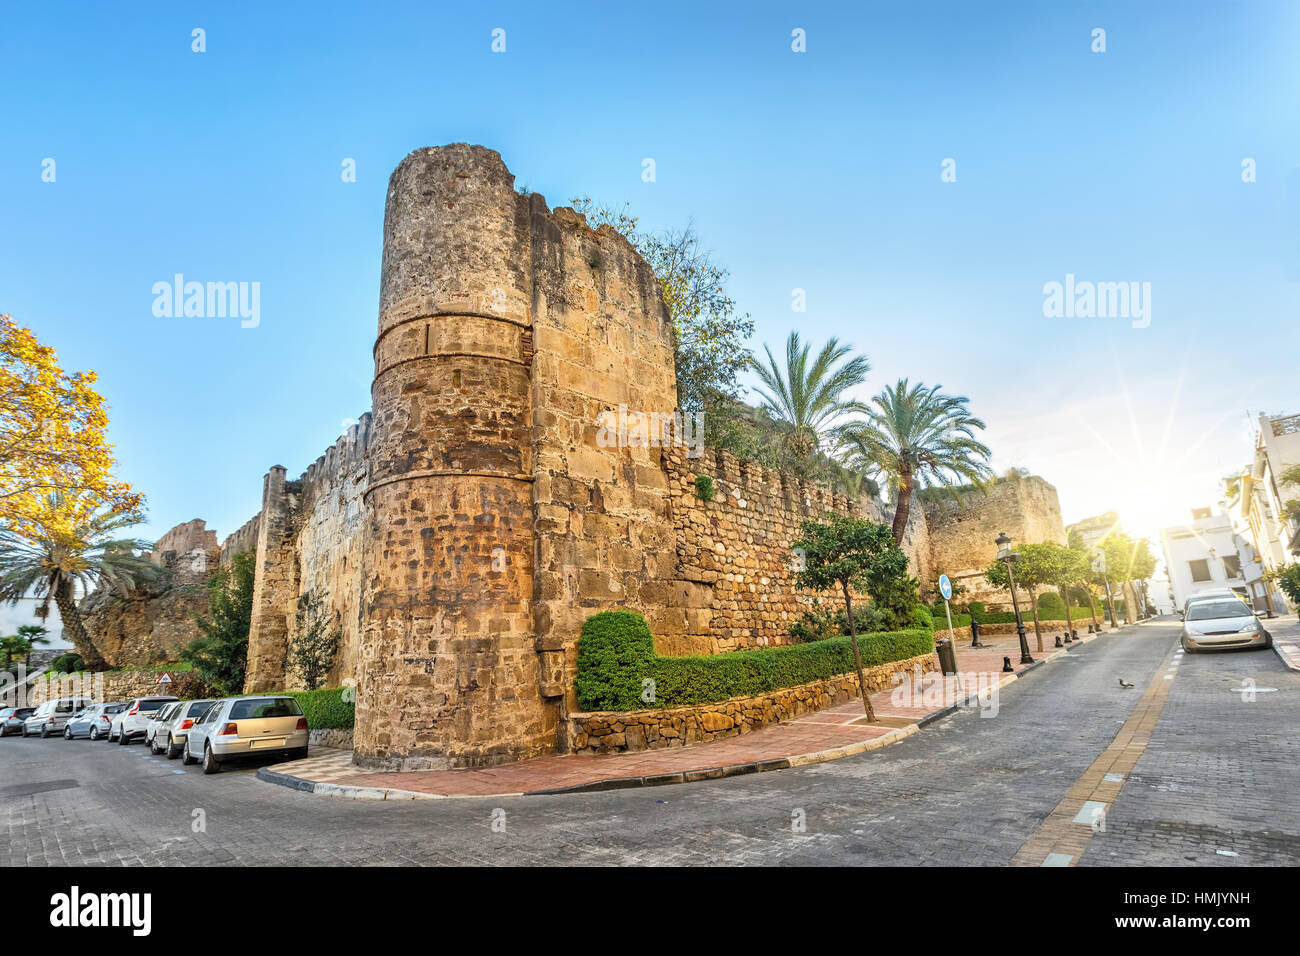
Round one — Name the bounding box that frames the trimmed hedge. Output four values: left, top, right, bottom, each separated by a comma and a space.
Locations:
287, 687, 354, 730
575, 610, 934, 712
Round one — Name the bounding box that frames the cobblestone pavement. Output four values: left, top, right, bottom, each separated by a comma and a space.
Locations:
2, 619, 1296, 866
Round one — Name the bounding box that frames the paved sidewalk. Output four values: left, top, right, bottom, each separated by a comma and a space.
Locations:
259, 620, 1123, 800
1264, 613, 1300, 671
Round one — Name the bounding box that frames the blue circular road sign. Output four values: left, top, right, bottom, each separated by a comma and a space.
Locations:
938, 574, 953, 600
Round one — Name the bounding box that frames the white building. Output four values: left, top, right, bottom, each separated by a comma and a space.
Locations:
1159, 507, 1272, 611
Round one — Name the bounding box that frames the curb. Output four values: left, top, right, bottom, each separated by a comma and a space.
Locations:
256, 627, 1123, 801
256, 765, 444, 800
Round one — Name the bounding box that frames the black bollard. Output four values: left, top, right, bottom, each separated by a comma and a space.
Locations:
970, 619, 985, 648
1054, 634, 1063, 648
1002, 655, 1014, 673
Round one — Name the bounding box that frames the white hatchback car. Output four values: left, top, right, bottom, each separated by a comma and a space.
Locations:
110, 696, 178, 744
184, 695, 308, 774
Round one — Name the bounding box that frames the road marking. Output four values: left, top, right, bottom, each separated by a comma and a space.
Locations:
1072, 801, 1108, 826
1011, 642, 1181, 867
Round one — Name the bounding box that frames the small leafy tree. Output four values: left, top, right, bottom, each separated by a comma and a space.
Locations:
1266, 563, 1300, 606
792, 516, 912, 722
180, 550, 254, 695
985, 542, 1059, 651
287, 590, 341, 691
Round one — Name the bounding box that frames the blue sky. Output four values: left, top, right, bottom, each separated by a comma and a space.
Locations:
2, 0, 1298, 575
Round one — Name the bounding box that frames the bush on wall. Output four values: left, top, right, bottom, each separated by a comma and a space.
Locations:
576, 610, 933, 712
287, 687, 354, 730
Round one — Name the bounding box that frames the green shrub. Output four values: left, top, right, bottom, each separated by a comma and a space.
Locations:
909, 605, 935, 630
576, 610, 933, 711
50, 652, 83, 673
966, 601, 986, 623
790, 606, 840, 643
790, 602, 891, 642
288, 687, 355, 730
1037, 592, 1066, 615
694, 475, 715, 502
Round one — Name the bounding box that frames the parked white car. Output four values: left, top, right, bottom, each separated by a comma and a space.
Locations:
110, 696, 178, 744
150, 699, 217, 758
183, 695, 308, 774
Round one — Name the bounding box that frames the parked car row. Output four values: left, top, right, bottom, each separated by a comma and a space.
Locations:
1, 693, 310, 773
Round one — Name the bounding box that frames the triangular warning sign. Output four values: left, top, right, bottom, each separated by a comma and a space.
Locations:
156, 672, 173, 684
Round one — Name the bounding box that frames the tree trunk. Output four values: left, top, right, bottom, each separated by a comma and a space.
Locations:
1027, 585, 1043, 651
1061, 587, 1074, 637
891, 469, 914, 544
53, 580, 108, 672
1086, 590, 1101, 632
842, 581, 876, 722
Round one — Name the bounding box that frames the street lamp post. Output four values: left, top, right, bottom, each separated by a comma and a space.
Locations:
997, 532, 1035, 665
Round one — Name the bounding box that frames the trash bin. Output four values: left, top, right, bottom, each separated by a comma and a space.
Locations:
935, 637, 958, 675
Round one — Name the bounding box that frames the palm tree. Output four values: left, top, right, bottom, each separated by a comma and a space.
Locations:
751, 332, 870, 473
844, 379, 993, 542
0, 492, 159, 671
16, 624, 48, 668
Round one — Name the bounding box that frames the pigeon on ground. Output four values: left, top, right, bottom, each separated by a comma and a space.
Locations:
1118, 678, 1134, 688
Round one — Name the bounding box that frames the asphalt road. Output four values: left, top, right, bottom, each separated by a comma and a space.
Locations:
2, 619, 1297, 866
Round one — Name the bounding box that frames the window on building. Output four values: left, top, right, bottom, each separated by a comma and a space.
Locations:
1222, 555, 1242, 578
1189, 559, 1212, 582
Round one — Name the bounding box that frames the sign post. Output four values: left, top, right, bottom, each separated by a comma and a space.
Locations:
939, 574, 959, 670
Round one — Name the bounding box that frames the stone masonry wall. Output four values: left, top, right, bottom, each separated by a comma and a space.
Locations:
922, 474, 1065, 611
569, 652, 937, 754
659, 445, 932, 655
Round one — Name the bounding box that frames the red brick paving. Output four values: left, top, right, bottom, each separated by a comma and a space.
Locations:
274, 624, 1107, 797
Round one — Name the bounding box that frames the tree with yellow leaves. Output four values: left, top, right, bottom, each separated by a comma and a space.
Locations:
0, 315, 152, 669
1, 314, 142, 533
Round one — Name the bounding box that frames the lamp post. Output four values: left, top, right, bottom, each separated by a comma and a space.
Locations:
997, 532, 1035, 665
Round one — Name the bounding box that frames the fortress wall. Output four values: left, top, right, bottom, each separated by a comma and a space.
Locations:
922, 475, 1065, 608
660, 446, 932, 655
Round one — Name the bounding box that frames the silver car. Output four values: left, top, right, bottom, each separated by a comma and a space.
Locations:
183, 695, 308, 774
65, 702, 126, 740
24, 698, 96, 737
150, 699, 216, 758
1181, 597, 1272, 652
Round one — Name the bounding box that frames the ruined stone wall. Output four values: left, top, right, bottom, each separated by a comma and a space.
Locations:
922, 474, 1065, 609
292, 416, 370, 689
149, 519, 219, 576
239, 417, 371, 693
658, 446, 930, 655
221, 514, 261, 565
659, 446, 933, 656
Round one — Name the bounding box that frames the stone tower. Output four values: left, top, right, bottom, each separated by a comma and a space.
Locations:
355, 145, 542, 769
354, 144, 680, 770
